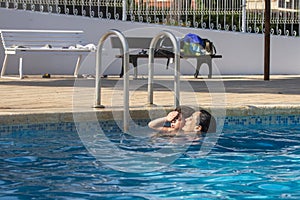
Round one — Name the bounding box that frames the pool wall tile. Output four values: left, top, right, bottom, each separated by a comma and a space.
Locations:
1, 114, 300, 135
223, 115, 300, 127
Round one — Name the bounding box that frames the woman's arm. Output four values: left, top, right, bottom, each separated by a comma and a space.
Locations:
148, 117, 167, 131
148, 111, 179, 132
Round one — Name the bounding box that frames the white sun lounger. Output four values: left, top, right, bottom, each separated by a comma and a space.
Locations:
0, 29, 95, 79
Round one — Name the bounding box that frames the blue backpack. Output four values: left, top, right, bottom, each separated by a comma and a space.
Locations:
182, 33, 206, 56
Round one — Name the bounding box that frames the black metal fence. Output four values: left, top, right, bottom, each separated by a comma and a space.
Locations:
1, 0, 299, 36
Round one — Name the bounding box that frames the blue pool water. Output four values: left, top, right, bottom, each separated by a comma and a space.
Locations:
1, 120, 300, 199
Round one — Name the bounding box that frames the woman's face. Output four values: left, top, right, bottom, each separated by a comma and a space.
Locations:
182, 111, 200, 132
170, 113, 184, 130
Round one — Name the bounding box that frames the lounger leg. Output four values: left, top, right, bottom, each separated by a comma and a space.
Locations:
120, 58, 124, 78
207, 58, 212, 79
74, 55, 82, 77
195, 56, 213, 79
131, 56, 138, 79
19, 57, 23, 79
121, 56, 138, 79
195, 58, 204, 78
0, 54, 8, 77
1, 55, 23, 79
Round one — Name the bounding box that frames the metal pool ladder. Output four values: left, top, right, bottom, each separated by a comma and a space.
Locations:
94, 29, 181, 132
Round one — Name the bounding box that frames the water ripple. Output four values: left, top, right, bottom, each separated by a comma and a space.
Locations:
4, 156, 38, 163
0, 124, 300, 199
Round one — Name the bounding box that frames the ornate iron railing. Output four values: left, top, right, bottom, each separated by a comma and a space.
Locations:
1, 0, 299, 36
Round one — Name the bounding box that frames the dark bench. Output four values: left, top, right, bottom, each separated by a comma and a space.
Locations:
111, 37, 222, 79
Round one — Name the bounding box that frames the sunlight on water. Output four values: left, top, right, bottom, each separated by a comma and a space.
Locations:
1, 123, 300, 199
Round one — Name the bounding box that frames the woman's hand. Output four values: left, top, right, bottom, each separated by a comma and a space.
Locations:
166, 111, 179, 122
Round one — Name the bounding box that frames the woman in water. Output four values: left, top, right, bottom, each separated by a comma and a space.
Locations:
148, 106, 216, 134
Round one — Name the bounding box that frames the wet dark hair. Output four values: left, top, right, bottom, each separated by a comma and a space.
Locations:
198, 109, 216, 133
175, 106, 195, 119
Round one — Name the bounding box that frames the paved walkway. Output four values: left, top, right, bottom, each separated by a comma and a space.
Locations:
1, 75, 300, 124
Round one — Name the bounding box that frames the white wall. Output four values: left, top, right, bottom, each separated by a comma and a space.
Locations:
0, 8, 299, 76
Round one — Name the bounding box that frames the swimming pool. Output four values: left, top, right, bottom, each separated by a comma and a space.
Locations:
1, 115, 300, 199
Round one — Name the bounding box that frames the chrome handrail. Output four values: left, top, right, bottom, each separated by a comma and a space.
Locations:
148, 30, 181, 109
95, 29, 130, 132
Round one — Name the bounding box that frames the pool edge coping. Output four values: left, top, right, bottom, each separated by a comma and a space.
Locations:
1, 104, 300, 125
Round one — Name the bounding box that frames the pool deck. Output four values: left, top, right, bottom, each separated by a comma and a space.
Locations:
1, 75, 300, 124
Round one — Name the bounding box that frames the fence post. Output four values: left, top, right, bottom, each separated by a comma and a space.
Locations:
122, 0, 127, 21
242, 0, 247, 32
264, 0, 270, 80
